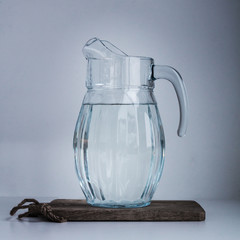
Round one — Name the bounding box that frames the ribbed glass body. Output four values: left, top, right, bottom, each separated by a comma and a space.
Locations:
73, 88, 165, 208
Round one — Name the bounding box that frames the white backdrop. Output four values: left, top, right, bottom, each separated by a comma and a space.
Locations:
0, 0, 240, 200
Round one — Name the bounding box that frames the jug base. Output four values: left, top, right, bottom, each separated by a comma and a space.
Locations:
87, 200, 151, 208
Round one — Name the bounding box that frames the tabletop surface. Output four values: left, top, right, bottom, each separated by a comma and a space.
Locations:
1, 197, 240, 240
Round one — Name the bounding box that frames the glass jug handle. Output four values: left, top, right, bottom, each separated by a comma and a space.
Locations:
152, 65, 188, 137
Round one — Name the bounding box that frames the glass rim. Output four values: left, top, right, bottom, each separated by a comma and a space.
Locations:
86, 56, 153, 61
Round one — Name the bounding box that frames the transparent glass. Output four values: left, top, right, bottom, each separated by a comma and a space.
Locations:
73, 38, 188, 208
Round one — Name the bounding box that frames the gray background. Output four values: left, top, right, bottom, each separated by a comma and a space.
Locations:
0, 0, 239, 200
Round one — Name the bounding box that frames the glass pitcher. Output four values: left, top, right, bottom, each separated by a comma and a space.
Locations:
73, 38, 188, 208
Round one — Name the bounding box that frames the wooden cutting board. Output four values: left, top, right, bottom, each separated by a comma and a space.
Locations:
43, 199, 205, 221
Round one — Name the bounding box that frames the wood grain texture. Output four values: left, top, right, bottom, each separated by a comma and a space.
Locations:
45, 199, 205, 221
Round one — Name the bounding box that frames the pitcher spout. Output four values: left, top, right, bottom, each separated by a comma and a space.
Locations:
83, 37, 127, 59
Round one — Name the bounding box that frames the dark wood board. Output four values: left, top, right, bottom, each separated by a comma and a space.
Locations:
46, 199, 205, 221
